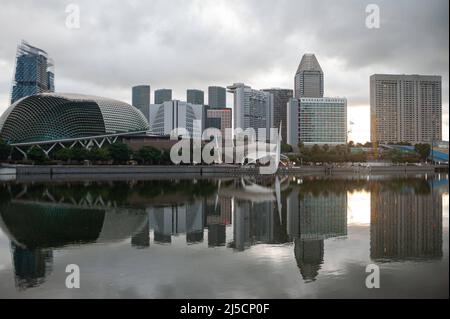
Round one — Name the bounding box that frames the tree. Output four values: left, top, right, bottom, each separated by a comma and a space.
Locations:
71, 147, 89, 162
311, 144, 321, 155
88, 147, 110, 162
108, 142, 132, 164
348, 141, 355, 148
27, 147, 47, 164
136, 146, 162, 165
322, 144, 330, 152
53, 148, 73, 162
297, 141, 304, 151
281, 143, 293, 153
0, 138, 11, 161
160, 149, 172, 165
415, 143, 431, 161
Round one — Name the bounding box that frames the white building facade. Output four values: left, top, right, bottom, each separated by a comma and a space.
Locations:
140, 100, 203, 138
227, 83, 274, 140
288, 97, 347, 146
370, 74, 442, 144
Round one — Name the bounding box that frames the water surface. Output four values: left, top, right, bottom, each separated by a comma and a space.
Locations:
0, 174, 448, 298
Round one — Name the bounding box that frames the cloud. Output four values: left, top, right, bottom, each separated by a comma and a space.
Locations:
0, 0, 448, 142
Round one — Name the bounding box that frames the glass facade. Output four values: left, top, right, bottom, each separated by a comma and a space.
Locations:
11, 41, 55, 104
0, 93, 149, 144
208, 86, 226, 109
262, 89, 293, 142
186, 89, 204, 105
132, 85, 151, 110
154, 89, 172, 104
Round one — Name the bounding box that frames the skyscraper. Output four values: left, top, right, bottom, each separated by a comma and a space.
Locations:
208, 86, 227, 108
288, 97, 347, 146
11, 40, 54, 104
205, 108, 232, 140
262, 88, 293, 142
370, 74, 442, 144
294, 54, 324, 98
146, 100, 204, 138
132, 85, 151, 110
227, 83, 274, 139
186, 89, 204, 105
154, 89, 172, 104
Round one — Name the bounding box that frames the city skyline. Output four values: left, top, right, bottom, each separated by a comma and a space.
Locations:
0, 0, 448, 143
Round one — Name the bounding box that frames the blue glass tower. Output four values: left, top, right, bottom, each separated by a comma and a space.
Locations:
11, 41, 55, 104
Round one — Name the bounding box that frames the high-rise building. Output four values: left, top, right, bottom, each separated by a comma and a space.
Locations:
154, 89, 172, 104
370, 74, 442, 144
145, 100, 203, 138
187, 89, 204, 105
288, 97, 347, 146
205, 108, 232, 140
208, 86, 226, 108
294, 54, 324, 99
132, 85, 151, 110
287, 98, 299, 148
262, 88, 293, 142
227, 83, 274, 139
11, 41, 54, 104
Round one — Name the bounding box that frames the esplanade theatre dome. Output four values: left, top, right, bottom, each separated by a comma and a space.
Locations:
0, 93, 150, 144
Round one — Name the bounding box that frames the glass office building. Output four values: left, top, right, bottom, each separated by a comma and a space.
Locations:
187, 89, 204, 105
208, 86, 227, 109
132, 85, 151, 110
11, 41, 55, 104
154, 89, 172, 104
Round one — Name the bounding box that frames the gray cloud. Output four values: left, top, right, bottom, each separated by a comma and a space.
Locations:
0, 0, 448, 141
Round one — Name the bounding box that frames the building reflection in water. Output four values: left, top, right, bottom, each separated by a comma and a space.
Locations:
370, 180, 443, 261
149, 201, 204, 245
10, 243, 53, 290
287, 189, 348, 282
0, 176, 446, 290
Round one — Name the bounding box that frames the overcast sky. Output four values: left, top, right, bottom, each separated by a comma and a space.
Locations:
0, 0, 448, 142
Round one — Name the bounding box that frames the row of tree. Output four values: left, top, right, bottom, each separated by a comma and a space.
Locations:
0, 137, 433, 165
0, 138, 172, 165
289, 142, 368, 164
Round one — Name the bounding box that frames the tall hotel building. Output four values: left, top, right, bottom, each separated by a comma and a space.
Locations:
288, 54, 347, 147
227, 83, 274, 139
370, 74, 442, 144
11, 41, 55, 104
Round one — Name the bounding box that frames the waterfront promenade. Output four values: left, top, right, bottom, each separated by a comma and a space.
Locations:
1, 164, 446, 180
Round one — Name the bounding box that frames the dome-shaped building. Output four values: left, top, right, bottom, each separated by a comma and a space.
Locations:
0, 93, 149, 144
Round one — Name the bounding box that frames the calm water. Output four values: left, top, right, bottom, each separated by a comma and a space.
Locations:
0, 174, 448, 298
